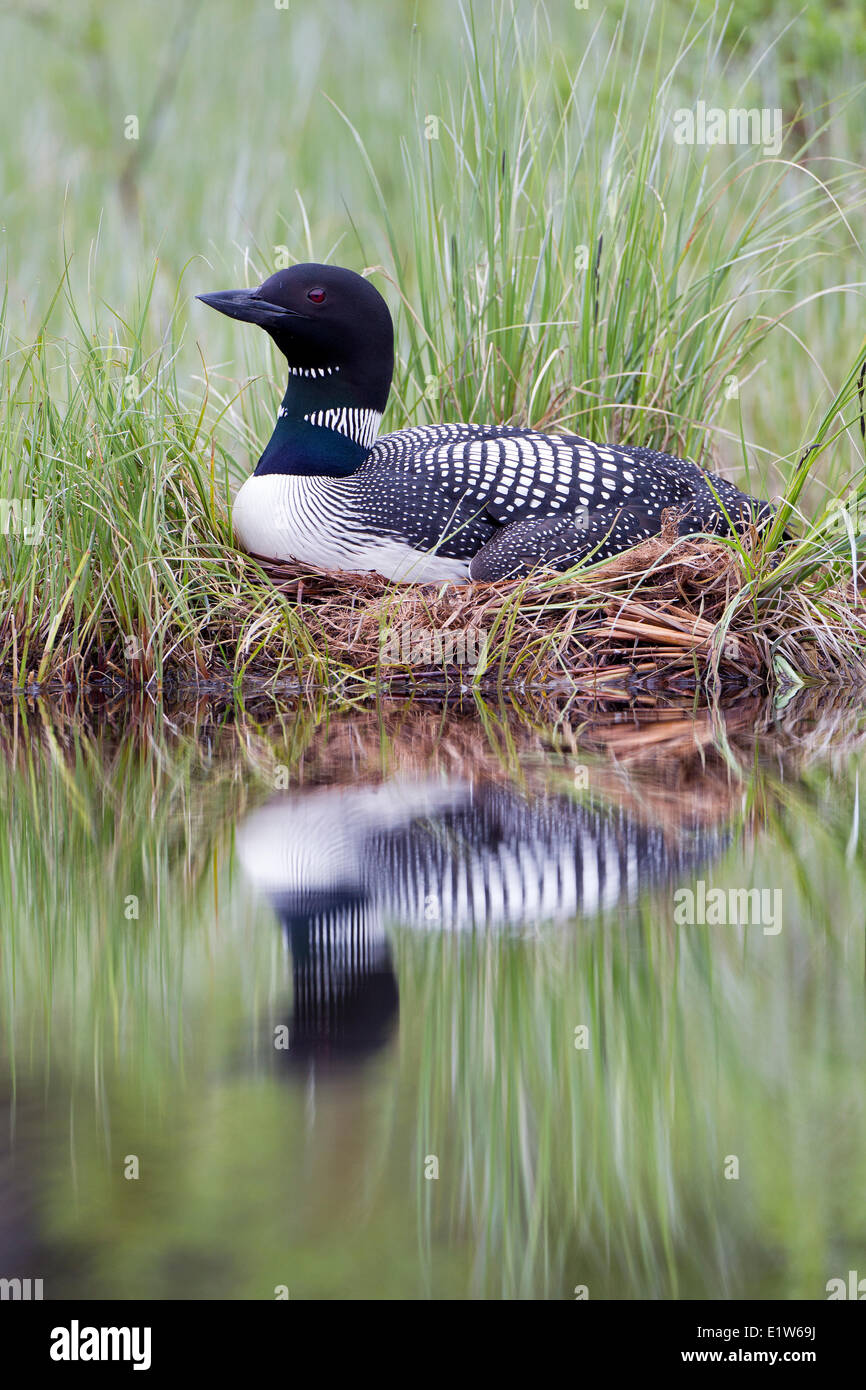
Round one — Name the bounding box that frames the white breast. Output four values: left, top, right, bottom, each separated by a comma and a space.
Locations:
232, 473, 470, 583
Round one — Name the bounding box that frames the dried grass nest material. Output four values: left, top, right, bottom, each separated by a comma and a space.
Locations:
247, 510, 766, 688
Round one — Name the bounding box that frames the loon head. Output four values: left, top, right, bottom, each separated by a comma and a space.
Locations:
197, 263, 394, 476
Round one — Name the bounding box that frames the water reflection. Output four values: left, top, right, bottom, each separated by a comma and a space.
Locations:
1, 689, 865, 1299
236, 772, 733, 1069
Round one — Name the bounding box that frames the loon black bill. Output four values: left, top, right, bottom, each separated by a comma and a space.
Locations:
196, 289, 305, 328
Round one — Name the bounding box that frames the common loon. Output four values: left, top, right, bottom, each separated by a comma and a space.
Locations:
198, 263, 772, 583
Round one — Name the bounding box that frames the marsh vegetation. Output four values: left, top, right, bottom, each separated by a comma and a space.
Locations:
1, 0, 864, 692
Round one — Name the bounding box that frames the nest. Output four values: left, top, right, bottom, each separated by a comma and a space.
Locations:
246, 509, 765, 696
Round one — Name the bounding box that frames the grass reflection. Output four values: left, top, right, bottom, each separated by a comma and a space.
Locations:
0, 691, 864, 1298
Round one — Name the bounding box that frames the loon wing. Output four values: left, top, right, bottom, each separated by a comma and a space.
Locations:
467, 501, 665, 580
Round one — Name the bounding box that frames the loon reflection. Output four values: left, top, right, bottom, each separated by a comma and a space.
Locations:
236, 779, 731, 1068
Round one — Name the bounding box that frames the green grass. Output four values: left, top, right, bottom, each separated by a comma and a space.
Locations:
1, 0, 865, 690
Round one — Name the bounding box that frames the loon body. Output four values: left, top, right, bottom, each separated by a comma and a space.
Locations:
199, 264, 772, 582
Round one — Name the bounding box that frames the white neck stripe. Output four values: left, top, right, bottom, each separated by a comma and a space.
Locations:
302, 406, 382, 450
287, 364, 340, 379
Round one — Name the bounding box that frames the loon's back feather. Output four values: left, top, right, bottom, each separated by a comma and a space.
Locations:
366, 422, 650, 528
354, 424, 771, 579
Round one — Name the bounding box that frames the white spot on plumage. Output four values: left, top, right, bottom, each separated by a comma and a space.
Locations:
535, 439, 557, 470
501, 439, 524, 470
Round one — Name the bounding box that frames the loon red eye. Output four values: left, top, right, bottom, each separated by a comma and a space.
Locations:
307, 287, 327, 304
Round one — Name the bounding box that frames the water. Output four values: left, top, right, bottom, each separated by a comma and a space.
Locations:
1, 692, 864, 1300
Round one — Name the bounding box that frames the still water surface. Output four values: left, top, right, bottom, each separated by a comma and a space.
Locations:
1, 693, 864, 1299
